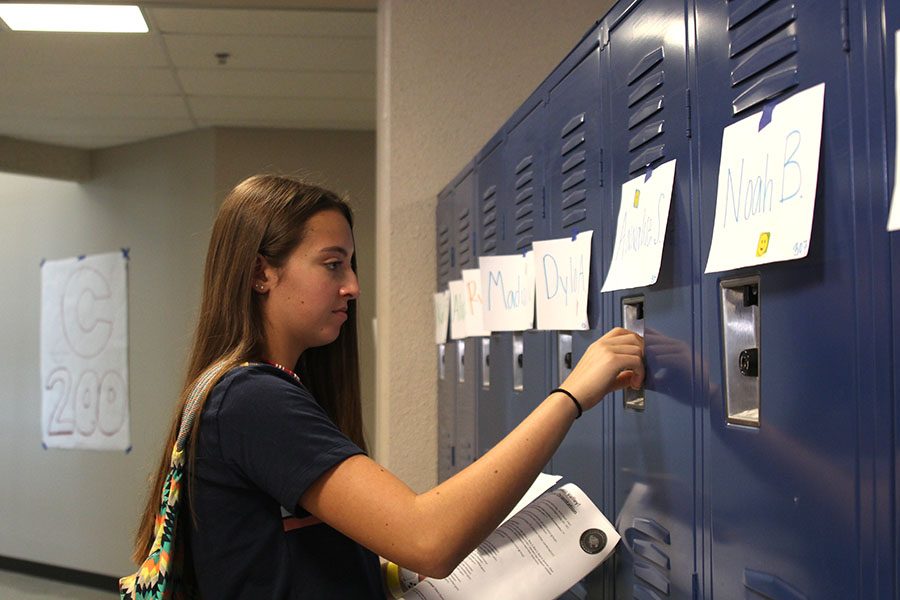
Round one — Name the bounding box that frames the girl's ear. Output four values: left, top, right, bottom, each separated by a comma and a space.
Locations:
253, 255, 274, 294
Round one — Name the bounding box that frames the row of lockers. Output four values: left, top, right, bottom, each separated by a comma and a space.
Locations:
435, 1, 899, 599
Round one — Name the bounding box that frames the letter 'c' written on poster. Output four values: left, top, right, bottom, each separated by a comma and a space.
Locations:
479, 252, 535, 332
448, 280, 468, 340
602, 159, 676, 292
534, 232, 593, 330
433, 290, 450, 345
462, 269, 490, 337
401, 484, 619, 600
888, 30, 900, 231
705, 83, 826, 273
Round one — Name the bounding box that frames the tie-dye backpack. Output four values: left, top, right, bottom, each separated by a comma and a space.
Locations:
119, 362, 233, 600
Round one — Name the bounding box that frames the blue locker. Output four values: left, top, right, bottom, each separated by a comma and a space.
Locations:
499, 88, 554, 438
542, 23, 610, 600
599, 1, 699, 598
543, 23, 606, 502
693, 1, 863, 597
436, 185, 457, 483
474, 130, 508, 458
862, 2, 900, 597
451, 163, 479, 472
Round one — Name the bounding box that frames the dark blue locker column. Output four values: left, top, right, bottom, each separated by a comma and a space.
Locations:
542, 25, 610, 600
501, 90, 553, 441
436, 185, 457, 483
542, 22, 608, 515
452, 163, 479, 472
474, 130, 507, 458
862, 2, 900, 597
599, 1, 698, 598
693, 1, 862, 597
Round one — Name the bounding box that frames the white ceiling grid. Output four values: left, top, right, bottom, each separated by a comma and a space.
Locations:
0, 5, 376, 149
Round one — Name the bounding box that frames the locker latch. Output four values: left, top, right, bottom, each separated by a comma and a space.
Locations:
457, 340, 465, 384
623, 296, 645, 411
513, 332, 524, 391
721, 277, 761, 427
558, 333, 573, 384
481, 338, 491, 389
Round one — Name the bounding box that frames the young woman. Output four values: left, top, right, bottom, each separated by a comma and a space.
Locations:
131, 174, 644, 598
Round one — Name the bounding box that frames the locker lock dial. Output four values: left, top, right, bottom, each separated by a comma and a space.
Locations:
739, 348, 759, 377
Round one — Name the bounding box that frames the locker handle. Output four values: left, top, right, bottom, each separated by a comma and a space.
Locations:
517, 354, 523, 368
564, 352, 572, 369
742, 569, 806, 600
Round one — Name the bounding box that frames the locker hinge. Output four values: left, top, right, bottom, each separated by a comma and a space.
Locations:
598, 148, 604, 188
541, 185, 547, 219
692, 572, 699, 600
840, 0, 850, 52
685, 88, 693, 138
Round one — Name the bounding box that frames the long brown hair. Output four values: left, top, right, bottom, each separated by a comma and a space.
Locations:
131, 174, 367, 563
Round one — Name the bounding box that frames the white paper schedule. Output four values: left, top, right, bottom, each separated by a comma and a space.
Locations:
401, 484, 619, 600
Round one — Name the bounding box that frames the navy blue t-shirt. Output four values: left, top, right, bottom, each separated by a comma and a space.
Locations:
188, 364, 382, 599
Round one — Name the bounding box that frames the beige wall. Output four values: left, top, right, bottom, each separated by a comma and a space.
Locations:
0, 126, 375, 576
375, 0, 614, 490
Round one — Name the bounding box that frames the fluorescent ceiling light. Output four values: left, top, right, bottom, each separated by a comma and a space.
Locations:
0, 4, 148, 33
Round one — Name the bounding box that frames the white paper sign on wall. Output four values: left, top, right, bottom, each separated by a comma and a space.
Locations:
461, 269, 490, 337
888, 30, 900, 232
433, 290, 450, 344
448, 279, 468, 340
534, 232, 593, 331
602, 159, 677, 292
479, 252, 535, 332
706, 83, 826, 273
41, 251, 130, 451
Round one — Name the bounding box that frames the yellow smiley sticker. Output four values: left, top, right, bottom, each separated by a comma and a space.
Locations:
633, 189, 640, 208
756, 232, 770, 257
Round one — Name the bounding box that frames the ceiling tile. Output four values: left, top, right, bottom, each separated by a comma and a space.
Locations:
189, 95, 373, 125
0, 32, 169, 68
178, 68, 374, 99
163, 33, 374, 71
0, 94, 189, 119
2, 66, 180, 96
148, 7, 375, 37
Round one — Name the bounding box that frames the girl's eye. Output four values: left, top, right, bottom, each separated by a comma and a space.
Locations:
325, 261, 341, 271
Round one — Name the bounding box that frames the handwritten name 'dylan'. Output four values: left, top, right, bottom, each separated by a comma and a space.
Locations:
542, 253, 586, 306
723, 129, 803, 227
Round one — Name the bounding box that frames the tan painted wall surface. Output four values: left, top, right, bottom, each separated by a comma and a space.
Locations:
376, 0, 614, 490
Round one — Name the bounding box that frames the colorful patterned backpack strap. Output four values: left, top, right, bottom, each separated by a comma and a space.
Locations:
120, 360, 237, 600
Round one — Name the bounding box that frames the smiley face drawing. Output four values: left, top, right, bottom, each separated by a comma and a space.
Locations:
756, 232, 770, 257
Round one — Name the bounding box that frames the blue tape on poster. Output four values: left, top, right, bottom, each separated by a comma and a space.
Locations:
758, 98, 779, 131
121, 247, 130, 260
644, 165, 654, 183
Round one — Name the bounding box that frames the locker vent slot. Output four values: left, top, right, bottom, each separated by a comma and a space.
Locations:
728, 0, 800, 115
438, 225, 451, 281
458, 210, 472, 267
559, 112, 588, 232
629, 95, 664, 129
627, 47, 668, 175
514, 154, 536, 250
481, 185, 498, 255
627, 517, 672, 598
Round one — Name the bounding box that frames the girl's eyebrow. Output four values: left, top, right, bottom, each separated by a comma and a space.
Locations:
319, 246, 350, 256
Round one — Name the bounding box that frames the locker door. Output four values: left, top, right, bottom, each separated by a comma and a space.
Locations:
475, 131, 507, 458
502, 91, 553, 441
693, 1, 861, 597
599, 1, 698, 598
542, 14, 610, 536
452, 163, 479, 471
543, 25, 609, 600
863, 3, 900, 597
436, 186, 457, 483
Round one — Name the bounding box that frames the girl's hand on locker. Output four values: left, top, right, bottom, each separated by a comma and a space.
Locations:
561, 327, 644, 412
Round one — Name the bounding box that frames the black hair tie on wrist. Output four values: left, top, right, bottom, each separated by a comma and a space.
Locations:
550, 388, 582, 419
